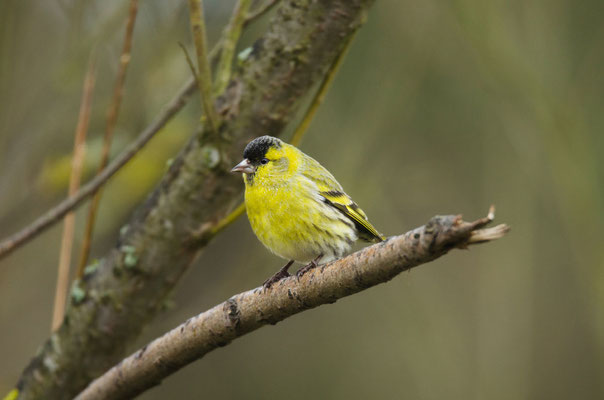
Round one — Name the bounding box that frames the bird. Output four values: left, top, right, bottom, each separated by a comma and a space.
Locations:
231, 135, 384, 288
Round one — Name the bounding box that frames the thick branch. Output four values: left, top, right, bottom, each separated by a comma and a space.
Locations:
15, 1, 376, 398
76, 212, 509, 400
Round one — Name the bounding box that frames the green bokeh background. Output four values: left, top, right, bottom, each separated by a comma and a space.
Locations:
1, 1, 603, 398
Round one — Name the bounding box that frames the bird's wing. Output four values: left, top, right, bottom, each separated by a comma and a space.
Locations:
301, 156, 384, 242
320, 190, 384, 242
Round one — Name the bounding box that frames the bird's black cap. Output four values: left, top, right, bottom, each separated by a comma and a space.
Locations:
243, 135, 282, 163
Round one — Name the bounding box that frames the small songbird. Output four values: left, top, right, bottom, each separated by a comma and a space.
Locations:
231, 136, 384, 288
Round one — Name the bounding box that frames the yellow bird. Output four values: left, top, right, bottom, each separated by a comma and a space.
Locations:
232, 136, 384, 287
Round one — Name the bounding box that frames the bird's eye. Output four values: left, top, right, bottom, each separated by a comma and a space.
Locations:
260, 158, 269, 165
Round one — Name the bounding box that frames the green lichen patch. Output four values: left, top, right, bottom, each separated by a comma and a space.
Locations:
201, 145, 221, 169
83, 260, 99, 276
120, 245, 139, 269
119, 224, 130, 236
237, 47, 253, 64
70, 281, 86, 305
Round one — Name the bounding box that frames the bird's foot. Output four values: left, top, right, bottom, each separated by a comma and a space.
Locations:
263, 260, 294, 289
296, 255, 323, 279
262, 270, 290, 289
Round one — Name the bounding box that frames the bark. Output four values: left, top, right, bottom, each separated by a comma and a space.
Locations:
15, 1, 375, 398
75, 213, 509, 400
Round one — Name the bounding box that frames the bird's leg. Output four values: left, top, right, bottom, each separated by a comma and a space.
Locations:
263, 260, 294, 289
296, 254, 323, 278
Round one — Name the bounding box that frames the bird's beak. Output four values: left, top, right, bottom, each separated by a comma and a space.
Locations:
231, 158, 255, 174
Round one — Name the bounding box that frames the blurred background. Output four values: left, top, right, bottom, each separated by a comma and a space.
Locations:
1, 0, 603, 399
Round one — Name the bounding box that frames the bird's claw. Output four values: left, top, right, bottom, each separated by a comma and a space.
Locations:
296, 260, 318, 279
262, 270, 291, 289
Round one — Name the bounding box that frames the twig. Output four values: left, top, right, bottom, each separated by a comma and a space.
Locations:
210, 202, 246, 237
290, 30, 357, 145
75, 210, 509, 400
187, 0, 219, 133
0, 78, 196, 262
178, 42, 200, 83
215, 0, 252, 94
76, 0, 139, 276
0, 0, 272, 263
51, 55, 96, 331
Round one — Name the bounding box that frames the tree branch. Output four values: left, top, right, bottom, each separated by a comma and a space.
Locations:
15, 1, 376, 398
75, 210, 509, 400
0, 78, 195, 261
76, 0, 139, 275
214, 0, 252, 94
0, 0, 271, 262
187, 0, 220, 132
52, 53, 97, 331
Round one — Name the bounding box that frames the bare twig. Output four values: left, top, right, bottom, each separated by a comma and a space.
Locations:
51, 55, 96, 331
0, 79, 195, 262
75, 210, 509, 400
178, 42, 200, 83
76, 0, 139, 276
468, 206, 509, 243
210, 202, 246, 237
0, 0, 272, 262
290, 30, 357, 145
215, 0, 252, 94
187, 0, 219, 133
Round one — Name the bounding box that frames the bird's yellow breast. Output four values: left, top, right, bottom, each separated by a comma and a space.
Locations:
244, 175, 356, 263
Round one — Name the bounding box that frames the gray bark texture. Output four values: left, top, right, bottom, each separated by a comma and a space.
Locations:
15, 0, 376, 398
